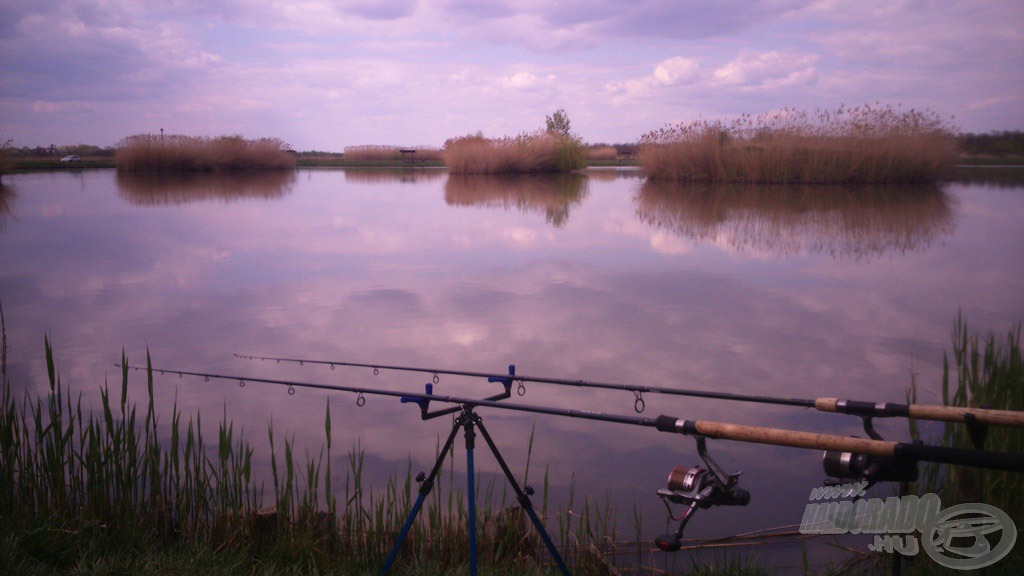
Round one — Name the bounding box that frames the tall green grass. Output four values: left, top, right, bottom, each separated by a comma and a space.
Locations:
115, 134, 295, 173
638, 104, 958, 184
0, 339, 636, 573
906, 315, 1023, 575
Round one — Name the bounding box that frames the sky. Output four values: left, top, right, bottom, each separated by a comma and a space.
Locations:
1, 0, 1022, 151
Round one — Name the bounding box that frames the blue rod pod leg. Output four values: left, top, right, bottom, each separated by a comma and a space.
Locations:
465, 415, 479, 576
378, 412, 463, 576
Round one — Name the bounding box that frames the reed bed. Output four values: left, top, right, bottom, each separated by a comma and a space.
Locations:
638, 104, 958, 184
586, 146, 619, 163
443, 131, 586, 174
343, 145, 443, 163
115, 134, 295, 173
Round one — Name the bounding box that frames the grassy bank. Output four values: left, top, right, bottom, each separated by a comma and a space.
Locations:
0, 339, 639, 574
2, 315, 1018, 574
115, 134, 295, 172
638, 105, 958, 184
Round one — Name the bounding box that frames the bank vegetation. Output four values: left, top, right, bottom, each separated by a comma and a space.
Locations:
443, 110, 586, 174
638, 104, 958, 184
115, 134, 295, 172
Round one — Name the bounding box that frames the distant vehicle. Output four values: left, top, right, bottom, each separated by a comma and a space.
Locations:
60, 155, 81, 162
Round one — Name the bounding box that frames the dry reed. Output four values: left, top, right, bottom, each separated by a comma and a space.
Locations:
586, 146, 619, 163
443, 131, 586, 174
342, 145, 443, 163
638, 104, 958, 184
115, 134, 295, 172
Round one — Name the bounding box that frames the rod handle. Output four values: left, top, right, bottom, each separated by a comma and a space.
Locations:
815, 398, 1024, 427
656, 416, 897, 457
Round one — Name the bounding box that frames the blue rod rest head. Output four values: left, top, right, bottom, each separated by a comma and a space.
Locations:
488, 364, 516, 393
400, 383, 434, 411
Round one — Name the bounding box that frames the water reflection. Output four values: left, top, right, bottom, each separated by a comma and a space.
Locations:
581, 167, 645, 182
116, 171, 296, 205
444, 173, 589, 227
0, 185, 13, 231
951, 167, 1024, 189
636, 182, 956, 259
344, 168, 446, 184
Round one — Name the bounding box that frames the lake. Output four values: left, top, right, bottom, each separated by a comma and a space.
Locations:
1, 167, 1022, 571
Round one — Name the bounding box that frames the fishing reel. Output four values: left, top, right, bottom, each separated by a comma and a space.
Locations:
821, 417, 919, 487
655, 437, 750, 552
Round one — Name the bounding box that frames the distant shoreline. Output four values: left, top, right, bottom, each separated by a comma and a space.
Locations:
8, 156, 1023, 173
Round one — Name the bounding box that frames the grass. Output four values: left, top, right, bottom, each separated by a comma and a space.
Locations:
11, 317, 1005, 574
0, 331, 799, 574
0, 336, 636, 574
638, 104, 958, 184
443, 131, 586, 174
905, 314, 1023, 575
115, 134, 295, 173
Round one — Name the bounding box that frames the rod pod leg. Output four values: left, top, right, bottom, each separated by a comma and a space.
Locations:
474, 417, 571, 576
378, 414, 464, 576
465, 413, 479, 576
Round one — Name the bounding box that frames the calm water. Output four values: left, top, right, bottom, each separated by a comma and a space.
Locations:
1, 168, 1022, 569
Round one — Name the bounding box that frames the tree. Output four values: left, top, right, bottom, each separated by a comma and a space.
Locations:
545, 109, 572, 137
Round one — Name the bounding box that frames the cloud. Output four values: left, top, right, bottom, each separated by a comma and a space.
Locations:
653, 57, 701, 86
605, 56, 701, 100
439, 0, 813, 50
0, 0, 1020, 149
711, 50, 819, 90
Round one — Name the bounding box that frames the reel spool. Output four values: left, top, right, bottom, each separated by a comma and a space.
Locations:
655, 439, 750, 552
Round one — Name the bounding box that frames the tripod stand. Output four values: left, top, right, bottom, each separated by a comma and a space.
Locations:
379, 406, 571, 576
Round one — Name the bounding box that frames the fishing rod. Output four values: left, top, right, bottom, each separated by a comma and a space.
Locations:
129, 363, 1024, 473
234, 353, 1024, 433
